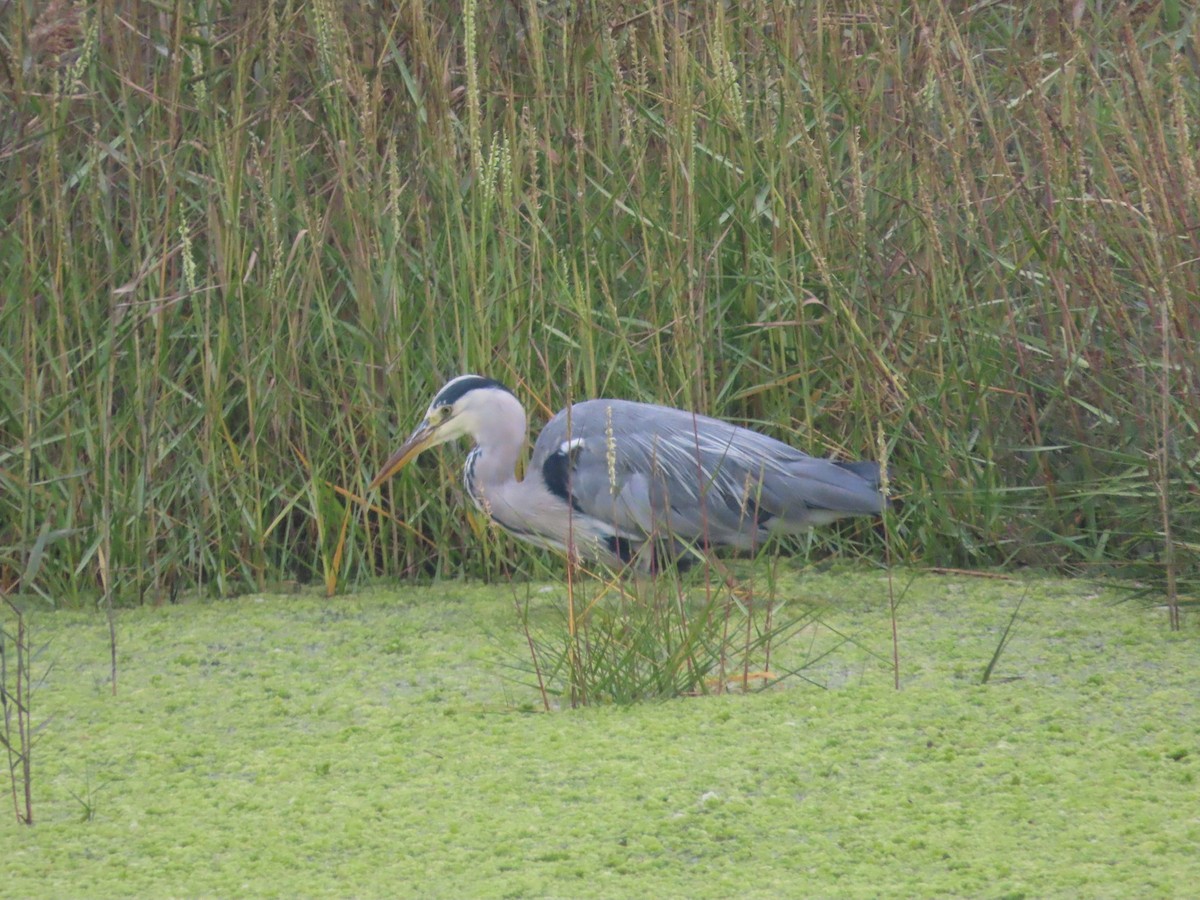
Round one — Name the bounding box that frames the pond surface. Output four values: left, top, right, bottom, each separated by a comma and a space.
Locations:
4, 570, 1195, 898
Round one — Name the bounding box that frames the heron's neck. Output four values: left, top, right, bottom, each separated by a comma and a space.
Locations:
466, 395, 527, 496
468, 437, 522, 490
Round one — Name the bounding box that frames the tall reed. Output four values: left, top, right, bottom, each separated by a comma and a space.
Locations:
1, 2, 1195, 611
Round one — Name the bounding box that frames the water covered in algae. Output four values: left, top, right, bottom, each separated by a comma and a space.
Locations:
4, 570, 1196, 898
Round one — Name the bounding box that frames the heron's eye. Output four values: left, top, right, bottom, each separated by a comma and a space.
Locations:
438, 406, 452, 421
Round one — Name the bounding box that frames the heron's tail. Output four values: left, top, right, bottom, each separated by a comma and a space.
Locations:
830, 459, 893, 515
832, 459, 884, 489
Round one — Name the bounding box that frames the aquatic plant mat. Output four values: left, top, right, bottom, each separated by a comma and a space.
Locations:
4, 571, 1195, 898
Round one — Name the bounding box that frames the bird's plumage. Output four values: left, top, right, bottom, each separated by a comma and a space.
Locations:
372, 375, 885, 572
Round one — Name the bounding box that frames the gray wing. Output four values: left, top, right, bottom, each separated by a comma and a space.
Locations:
529, 399, 883, 550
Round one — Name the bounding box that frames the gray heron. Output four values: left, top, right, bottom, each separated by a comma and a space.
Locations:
370, 375, 885, 571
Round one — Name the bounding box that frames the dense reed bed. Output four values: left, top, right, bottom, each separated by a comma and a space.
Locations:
1, 1, 1196, 608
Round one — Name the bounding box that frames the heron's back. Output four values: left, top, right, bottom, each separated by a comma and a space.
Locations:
530, 399, 883, 550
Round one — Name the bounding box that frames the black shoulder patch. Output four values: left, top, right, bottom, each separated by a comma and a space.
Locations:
542, 447, 585, 513
432, 375, 514, 408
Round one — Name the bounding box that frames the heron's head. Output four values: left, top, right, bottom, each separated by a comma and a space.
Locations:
369, 375, 518, 489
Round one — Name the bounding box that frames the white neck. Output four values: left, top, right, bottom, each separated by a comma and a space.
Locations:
466, 389, 527, 494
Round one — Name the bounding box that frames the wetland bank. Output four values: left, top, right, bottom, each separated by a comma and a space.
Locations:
4, 571, 1195, 898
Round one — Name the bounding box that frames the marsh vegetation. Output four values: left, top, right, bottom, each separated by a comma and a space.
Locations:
1, 2, 1196, 892
2, 1, 1196, 608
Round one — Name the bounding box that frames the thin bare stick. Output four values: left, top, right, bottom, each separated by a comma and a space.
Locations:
513, 585, 550, 712
1, 589, 34, 825
878, 425, 899, 690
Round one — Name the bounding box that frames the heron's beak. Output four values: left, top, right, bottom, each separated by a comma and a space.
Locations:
369, 419, 438, 490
